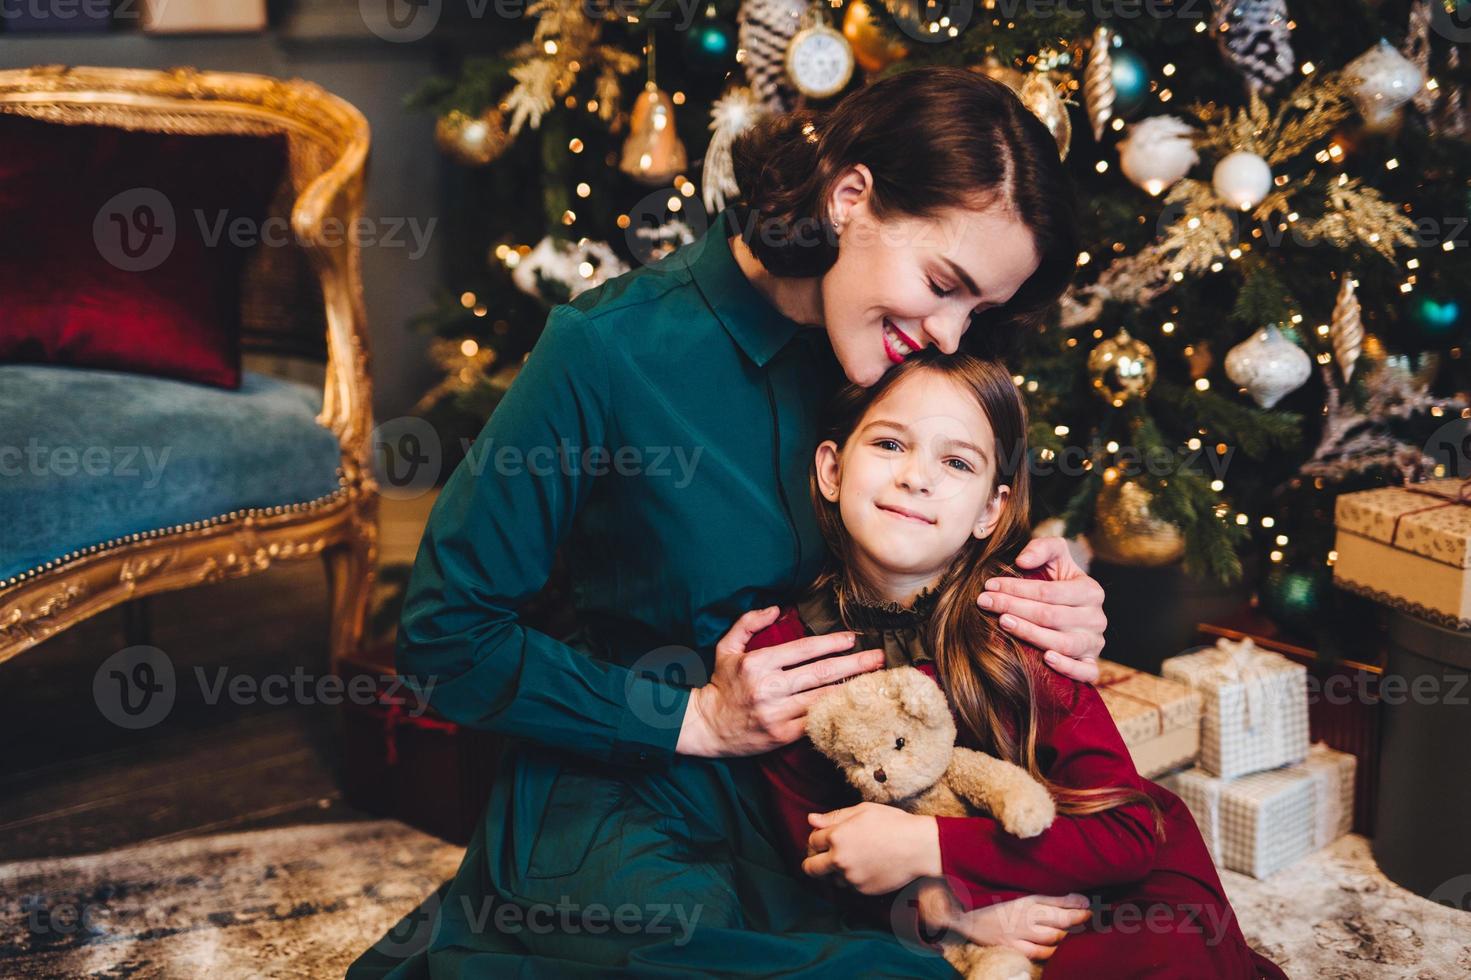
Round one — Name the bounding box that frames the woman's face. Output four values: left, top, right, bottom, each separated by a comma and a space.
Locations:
815, 368, 1011, 585
821, 165, 1043, 387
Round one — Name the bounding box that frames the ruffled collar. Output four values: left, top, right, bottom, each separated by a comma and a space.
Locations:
794, 577, 939, 668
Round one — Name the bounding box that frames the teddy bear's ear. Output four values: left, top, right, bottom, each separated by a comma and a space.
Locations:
895, 668, 950, 729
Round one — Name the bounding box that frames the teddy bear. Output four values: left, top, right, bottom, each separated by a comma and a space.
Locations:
804, 665, 1058, 980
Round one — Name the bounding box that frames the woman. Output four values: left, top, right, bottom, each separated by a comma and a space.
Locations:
348, 66, 1109, 978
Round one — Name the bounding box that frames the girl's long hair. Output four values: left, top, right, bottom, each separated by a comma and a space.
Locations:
808, 348, 1163, 833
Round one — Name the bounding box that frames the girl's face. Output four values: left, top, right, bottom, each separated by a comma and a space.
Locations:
821, 165, 1042, 387
815, 369, 1011, 586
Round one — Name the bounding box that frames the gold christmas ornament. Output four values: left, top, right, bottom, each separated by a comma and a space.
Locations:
973, 59, 1027, 92
842, 0, 909, 74
971, 61, 1070, 160
1090, 478, 1186, 567
1019, 73, 1072, 161
1331, 274, 1363, 383
1084, 25, 1116, 142
1088, 328, 1157, 406
620, 83, 688, 185
434, 108, 512, 166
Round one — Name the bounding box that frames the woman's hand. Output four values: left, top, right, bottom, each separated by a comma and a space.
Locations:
677, 605, 886, 758
922, 883, 1091, 962
980, 536, 1107, 683
801, 802, 940, 895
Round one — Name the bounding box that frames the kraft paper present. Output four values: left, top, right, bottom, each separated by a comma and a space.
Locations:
1096, 659, 1202, 779
1333, 479, 1471, 630
1162, 638, 1309, 780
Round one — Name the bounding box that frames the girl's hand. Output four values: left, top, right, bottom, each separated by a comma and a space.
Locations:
801, 803, 940, 894
980, 536, 1106, 683
677, 606, 886, 758
942, 890, 1092, 962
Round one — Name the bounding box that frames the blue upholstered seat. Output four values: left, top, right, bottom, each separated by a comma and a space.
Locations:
0, 364, 346, 583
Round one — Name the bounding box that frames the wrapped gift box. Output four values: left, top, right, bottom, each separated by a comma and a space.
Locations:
141, 0, 266, 33
339, 643, 504, 845
1162, 638, 1309, 780
1333, 478, 1471, 630
1096, 659, 1201, 779
1287, 742, 1356, 850
1163, 764, 1315, 878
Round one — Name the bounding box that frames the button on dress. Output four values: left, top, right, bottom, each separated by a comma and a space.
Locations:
345, 209, 962, 978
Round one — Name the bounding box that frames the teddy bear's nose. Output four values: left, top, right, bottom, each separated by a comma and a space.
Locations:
873, 767, 887, 783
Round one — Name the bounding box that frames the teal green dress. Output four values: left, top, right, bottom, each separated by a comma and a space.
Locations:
346, 209, 960, 978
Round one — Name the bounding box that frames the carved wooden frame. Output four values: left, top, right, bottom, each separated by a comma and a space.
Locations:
0, 65, 379, 669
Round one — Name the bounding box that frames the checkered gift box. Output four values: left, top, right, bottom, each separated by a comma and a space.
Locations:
1163, 764, 1316, 878
1096, 660, 1202, 779
1162, 637, 1309, 780
1284, 742, 1356, 849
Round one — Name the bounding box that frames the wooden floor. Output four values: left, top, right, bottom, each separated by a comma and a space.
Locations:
0, 492, 439, 863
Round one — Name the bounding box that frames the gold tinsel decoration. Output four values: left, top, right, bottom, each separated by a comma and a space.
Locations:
501, 0, 641, 137
414, 337, 499, 413
1084, 25, 1116, 142
1090, 478, 1186, 567
1107, 68, 1421, 298
1331, 273, 1363, 383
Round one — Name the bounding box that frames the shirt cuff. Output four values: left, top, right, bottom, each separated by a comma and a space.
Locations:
610, 672, 690, 770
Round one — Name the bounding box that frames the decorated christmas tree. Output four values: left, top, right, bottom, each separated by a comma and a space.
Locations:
398, 0, 1471, 641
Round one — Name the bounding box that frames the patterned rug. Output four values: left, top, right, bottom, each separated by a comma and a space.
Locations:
1, 823, 1467, 978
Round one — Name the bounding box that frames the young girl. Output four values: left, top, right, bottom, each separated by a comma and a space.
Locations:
752, 349, 1286, 978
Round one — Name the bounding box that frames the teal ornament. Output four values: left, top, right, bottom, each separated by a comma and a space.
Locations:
1258, 563, 1330, 635
682, 15, 737, 77
1414, 296, 1461, 336
1111, 48, 1150, 118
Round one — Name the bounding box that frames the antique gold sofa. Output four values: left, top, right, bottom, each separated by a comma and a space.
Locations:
0, 65, 378, 670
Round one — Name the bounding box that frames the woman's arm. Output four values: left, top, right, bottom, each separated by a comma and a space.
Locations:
931, 673, 1158, 911
394, 303, 686, 771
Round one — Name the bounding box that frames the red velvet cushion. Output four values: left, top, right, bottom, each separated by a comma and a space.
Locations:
0, 114, 289, 389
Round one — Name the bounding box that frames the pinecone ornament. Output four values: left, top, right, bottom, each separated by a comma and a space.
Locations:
1210, 0, 1294, 93
738, 0, 807, 113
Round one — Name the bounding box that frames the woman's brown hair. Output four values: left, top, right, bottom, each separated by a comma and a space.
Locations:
806, 348, 1163, 834
729, 66, 1080, 360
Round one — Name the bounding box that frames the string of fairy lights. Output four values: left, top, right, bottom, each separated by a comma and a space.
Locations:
427, 0, 1466, 589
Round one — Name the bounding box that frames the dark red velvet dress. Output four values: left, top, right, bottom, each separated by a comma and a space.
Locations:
752, 599, 1288, 980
